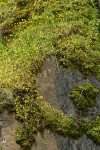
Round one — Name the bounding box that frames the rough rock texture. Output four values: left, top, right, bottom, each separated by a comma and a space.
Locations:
0, 112, 20, 150
37, 56, 60, 110
32, 130, 58, 150
55, 134, 100, 150
0, 56, 100, 150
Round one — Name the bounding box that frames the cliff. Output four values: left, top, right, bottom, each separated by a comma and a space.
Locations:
0, 0, 100, 150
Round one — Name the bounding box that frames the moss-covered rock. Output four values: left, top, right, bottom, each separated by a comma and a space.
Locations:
84, 116, 100, 144
69, 82, 99, 115
40, 101, 81, 138
0, 101, 4, 113
0, 0, 100, 149
52, 0, 100, 78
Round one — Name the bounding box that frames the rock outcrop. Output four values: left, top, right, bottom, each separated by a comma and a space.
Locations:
0, 56, 100, 150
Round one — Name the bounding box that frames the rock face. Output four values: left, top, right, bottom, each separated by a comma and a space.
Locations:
0, 56, 100, 150
32, 130, 58, 150
55, 134, 100, 150
0, 112, 20, 150
36, 56, 60, 110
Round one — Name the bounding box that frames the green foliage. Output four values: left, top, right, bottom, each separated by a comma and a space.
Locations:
13, 80, 80, 149
0, 0, 99, 89
69, 82, 99, 115
16, 128, 35, 150
84, 116, 100, 144
0, 87, 15, 113
14, 82, 43, 149
0, 0, 100, 148
52, 0, 100, 78
15, 99, 41, 149
0, 101, 4, 112
14, 83, 81, 149
40, 101, 80, 138
0, 100, 15, 113
4, 100, 15, 113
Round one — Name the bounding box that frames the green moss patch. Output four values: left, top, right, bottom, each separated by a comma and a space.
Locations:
14, 82, 80, 149
0, 0, 100, 149
0, 101, 4, 113
84, 116, 100, 144
69, 82, 99, 115
40, 101, 80, 138
52, 0, 100, 78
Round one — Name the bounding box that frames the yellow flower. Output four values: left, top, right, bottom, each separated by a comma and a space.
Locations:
38, 96, 43, 99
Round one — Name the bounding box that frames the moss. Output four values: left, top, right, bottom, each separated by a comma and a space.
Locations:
13, 82, 37, 100
16, 128, 35, 150
0, 0, 32, 43
16, 0, 29, 8
0, 0, 100, 148
83, 116, 100, 144
0, 101, 5, 113
4, 100, 15, 113
0, 99, 15, 113
87, 126, 100, 144
30, 58, 44, 75
14, 82, 81, 149
69, 82, 99, 115
52, 1, 100, 78
13, 79, 43, 149
40, 101, 81, 139
0, 100, 15, 113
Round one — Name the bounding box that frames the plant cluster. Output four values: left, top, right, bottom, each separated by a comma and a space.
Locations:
13, 81, 43, 149
52, 0, 100, 78
0, 0, 100, 149
40, 101, 80, 138
83, 116, 100, 144
0, 0, 35, 43
0, 88, 15, 113
13, 80, 81, 149
0, 100, 15, 113
69, 82, 99, 115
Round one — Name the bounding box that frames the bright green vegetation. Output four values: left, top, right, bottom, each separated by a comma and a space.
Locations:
84, 116, 100, 144
14, 82, 41, 149
0, 101, 4, 112
0, 0, 100, 88
14, 82, 79, 149
0, 0, 100, 149
40, 101, 80, 138
69, 82, 99, 115
53, 0, 100, 78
